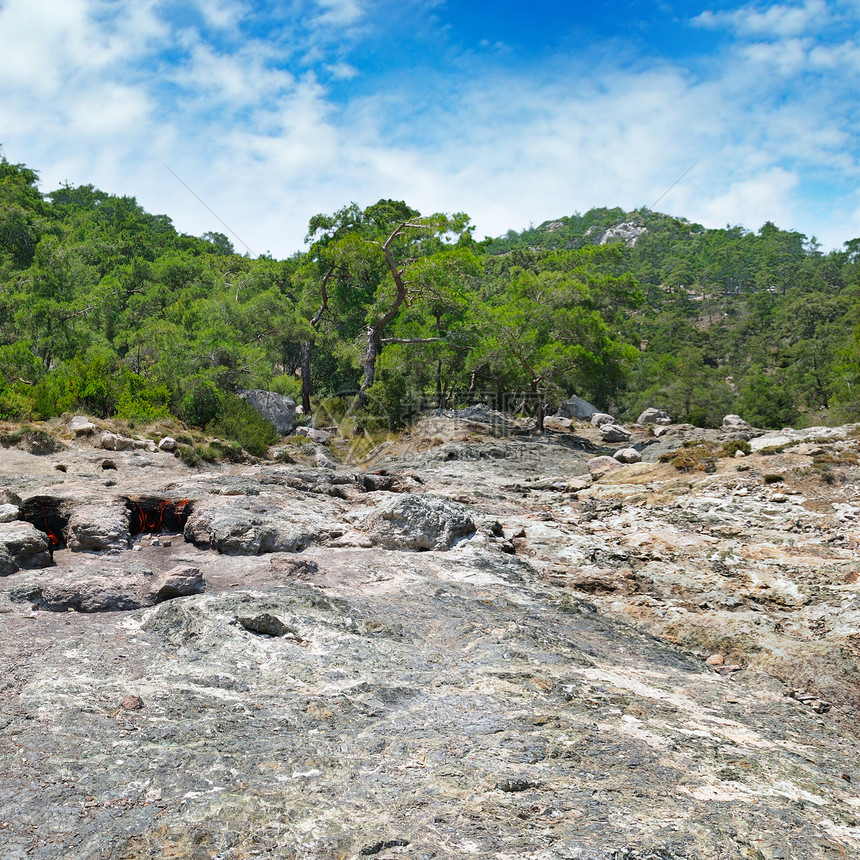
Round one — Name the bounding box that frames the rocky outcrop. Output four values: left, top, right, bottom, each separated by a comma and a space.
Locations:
363, 494, 475, 550
238, 389, 296, 434
1, 415, 860, 858
723, 413, 751, 430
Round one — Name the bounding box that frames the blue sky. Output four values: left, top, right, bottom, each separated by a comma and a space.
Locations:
1, 0, 859, 255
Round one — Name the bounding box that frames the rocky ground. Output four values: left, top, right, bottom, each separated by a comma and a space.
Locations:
1, 412, 859, 859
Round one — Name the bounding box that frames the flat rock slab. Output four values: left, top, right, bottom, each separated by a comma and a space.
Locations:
6, 564, 203, 611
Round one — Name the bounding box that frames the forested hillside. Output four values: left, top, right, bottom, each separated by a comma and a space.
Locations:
1, 150, 858, 449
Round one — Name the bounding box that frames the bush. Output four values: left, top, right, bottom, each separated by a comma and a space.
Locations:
269, 374, 302, 400
362, 371, 407, 432
0, 385, 33, 420
179, 374, 223, 428
721, 439, 751, 457
206, 393, 278, 457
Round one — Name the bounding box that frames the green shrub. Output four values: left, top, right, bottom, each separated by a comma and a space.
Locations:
206, 393, 278, 457
269, 374, 302, 400
179, 374, 223, 428
0, 385, 33, 420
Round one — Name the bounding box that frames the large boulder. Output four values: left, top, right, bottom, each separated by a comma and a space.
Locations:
637, 407, 671, 425
0, 522, 52, 573
364, 495, 475, 551
238, 390, 296, 435
557, 395, 599, 421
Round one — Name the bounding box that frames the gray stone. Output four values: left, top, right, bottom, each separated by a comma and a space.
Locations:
590, 412, 616, 427
557, 395, 599, 421
158, 436, 177, 452
0, 521, 52, 572
0, 490, 22, 507
7, 564, 204, 612
613, 447, 642, 463
237, 612, 293, 637
600, 423, 631, 442
296, 426, 333, 444
637, 407, 671, 425
364, 494, 475, 551
238, 389, 296, 435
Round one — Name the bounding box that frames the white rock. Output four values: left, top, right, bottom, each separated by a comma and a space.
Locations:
158, 437, 177, 452
723, 414, 751, 430
100, 432, 133, 451
614, 447, 642, 464
68, 415, 96, 435
0, 504, 20, 523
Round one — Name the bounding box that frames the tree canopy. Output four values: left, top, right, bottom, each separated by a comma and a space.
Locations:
1, 149, 858, 448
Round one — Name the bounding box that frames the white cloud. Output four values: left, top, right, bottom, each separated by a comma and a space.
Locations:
313, 0, 364, 26
1, 0, 859, 257
694, 0, 828, 38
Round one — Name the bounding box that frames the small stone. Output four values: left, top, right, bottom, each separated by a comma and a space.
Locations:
158, 437, 177, 452
734, 449, 746, 458
120, 694, 143, 711
237, 613, 293, 637
496, 777, 540, 793
101, 459, 117, 471
613, 447, 641, 464
706, 654, 724, 666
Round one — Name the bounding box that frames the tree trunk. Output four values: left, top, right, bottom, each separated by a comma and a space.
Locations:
299, 340, 313, 414
357, 326, 382, 408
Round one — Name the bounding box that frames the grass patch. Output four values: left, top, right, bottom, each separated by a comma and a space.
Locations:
659, 440, 719, 473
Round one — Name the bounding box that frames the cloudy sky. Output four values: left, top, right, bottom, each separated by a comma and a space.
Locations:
1, 0, 859, 256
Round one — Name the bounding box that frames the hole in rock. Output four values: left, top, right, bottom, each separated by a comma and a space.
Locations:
22, 496, 69, 548
126, 497, 193, 536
